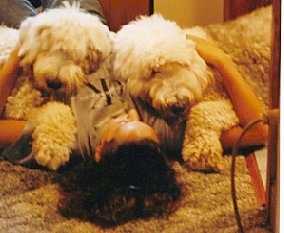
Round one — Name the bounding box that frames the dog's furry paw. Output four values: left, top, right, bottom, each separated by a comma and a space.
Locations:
182, 99, 239, 171
33, 144, 72, 170
182, 134, 224, 171
28, 102, 77, 170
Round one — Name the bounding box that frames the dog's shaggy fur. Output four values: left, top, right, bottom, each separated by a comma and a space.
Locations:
113, 14, 240, 171
3, 3, 112, 170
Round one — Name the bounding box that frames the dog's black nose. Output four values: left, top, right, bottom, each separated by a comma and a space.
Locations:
46, 80, 62, 90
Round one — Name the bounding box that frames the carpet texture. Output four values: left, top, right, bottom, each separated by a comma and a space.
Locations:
0, 156, 270, 233
0, 5, 273, 233
205, 5, 272, 110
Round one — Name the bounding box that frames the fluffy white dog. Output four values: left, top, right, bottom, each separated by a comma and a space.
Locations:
3, 3, 112, 170
113, 14, 239, 171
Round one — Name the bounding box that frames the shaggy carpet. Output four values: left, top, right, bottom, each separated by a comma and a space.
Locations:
0, 156, 270, 233
0, 5, 272, 233
205, 5, 272, 110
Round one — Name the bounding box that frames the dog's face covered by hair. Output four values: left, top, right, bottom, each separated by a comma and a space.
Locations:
18, 4, 112, 101
113, 14, 212, 119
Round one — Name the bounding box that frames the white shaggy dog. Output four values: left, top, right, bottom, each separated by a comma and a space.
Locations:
3, 3, 112, 170
113, 14, 239, 171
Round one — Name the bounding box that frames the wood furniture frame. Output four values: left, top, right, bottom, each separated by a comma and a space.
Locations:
266, 0, 280, 232
99, 0, 153, 32
224, 0, 272, 20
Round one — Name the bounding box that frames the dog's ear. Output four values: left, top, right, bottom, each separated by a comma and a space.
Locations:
87, 49, 101, 73
76, 49, 103, 75
59, 63, 87, 94
86, 26, 113, 78
18, 17, 53, 67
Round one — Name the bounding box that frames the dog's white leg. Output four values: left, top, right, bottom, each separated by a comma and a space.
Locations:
182, 99, 238, 171
28, 102, 77, 170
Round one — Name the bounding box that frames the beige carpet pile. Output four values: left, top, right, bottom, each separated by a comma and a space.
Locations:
0, 156, 270, 233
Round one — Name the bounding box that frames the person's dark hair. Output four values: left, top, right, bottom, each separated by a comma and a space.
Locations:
58, 139, 181, 225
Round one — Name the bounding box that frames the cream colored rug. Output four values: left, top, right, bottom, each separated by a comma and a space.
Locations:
0, 156, 270, 233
